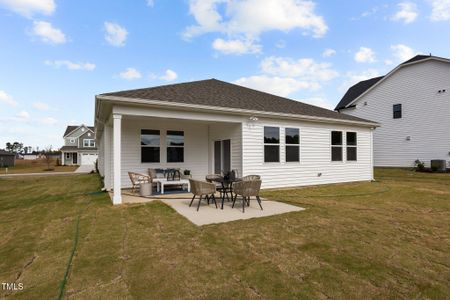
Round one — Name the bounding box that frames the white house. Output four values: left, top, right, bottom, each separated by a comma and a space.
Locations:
336, 55, 450, 168
60, 125, 98, 166
95, 79, 378, 205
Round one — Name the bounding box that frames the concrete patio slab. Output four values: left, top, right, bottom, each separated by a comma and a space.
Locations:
160, 197, 305, 226
111, 191, 305, 225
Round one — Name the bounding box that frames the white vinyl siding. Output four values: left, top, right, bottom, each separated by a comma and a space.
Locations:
98, 106, 373, 190
242, 118, 373, 189
342, 59, 450, 167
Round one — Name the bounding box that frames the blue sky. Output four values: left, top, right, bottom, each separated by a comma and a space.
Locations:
0, 0, 449, 149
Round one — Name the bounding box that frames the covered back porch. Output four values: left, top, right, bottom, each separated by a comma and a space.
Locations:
98, 105, 245, 204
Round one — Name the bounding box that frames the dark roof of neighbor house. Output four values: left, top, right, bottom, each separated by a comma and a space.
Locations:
99, 79, 375, 124
335, 76, 385, 111
60, 146, 98, 151
335, 54, 445, 110
63, 125, 95, 137
0, 150, 15, 156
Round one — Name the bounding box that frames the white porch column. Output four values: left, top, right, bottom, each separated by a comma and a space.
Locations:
112, 114, 122, 205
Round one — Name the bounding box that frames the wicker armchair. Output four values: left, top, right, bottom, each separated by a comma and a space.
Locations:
242, 175, 261, 181
128, 172, 152, 194
232, 179, 262, 212
189, 179, 218, 211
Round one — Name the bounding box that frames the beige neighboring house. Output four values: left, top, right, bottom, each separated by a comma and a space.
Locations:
61, 125, 98, 166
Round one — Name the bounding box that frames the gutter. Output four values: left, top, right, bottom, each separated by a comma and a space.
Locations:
96, 95, 380, 128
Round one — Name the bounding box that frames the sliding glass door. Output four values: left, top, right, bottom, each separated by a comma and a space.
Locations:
214, 139, 231, 174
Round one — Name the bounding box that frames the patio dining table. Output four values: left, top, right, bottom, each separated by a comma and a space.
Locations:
210, 176, 242, 209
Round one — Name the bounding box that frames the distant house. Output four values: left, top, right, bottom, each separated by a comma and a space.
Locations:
0, 150, 15, 167
95, 79, 378, 205
60, 125, 98, 166
23, 152, 41, 160
336, 55, 450, 167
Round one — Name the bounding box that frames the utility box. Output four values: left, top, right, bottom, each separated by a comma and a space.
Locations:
430, 160, 447, 172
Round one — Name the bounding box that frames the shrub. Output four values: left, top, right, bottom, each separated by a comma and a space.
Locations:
183, 169, 191, 175
414, 159, 425, 172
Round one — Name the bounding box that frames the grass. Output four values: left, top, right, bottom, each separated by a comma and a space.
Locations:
0, 159, 78, 174
0, 168, 449, 299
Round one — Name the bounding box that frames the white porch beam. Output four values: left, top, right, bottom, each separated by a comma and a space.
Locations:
112, 114, 122, 205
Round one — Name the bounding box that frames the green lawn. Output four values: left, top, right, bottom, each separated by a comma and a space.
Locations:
0, 169, 449, 299
0, 159, 77, 174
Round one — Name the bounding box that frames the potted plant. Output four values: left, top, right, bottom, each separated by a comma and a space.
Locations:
183, 169, 192, 178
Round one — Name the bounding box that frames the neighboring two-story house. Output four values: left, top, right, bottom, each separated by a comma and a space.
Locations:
336, 54, 450, 167
60, 125, 98, 165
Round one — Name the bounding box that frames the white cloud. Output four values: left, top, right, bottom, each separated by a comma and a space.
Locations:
260, 56, 339, 81
160, 69, 178, 81
146, 0, 155, 7
235, 75, 320, 97
38, 117, 57, 125
16, 110, 30, 121
322, 48, 336, 57
32, 21, 66, 44
212, 38, 261, 55
104, 21, 128, 47
32, 102, 50, 111
44, 60, 96, 71
119, 68, 142, 80
183, 0, 328, 52
339, 69, 381, 94
390, 44, 416, 62
392, 2, 418, 24
0, 90, 18, 107
429, 0, 450, 21
0, 0, 55, 17
354, 47, 376, 63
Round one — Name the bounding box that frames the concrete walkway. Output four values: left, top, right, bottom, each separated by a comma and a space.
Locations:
0, 165, 94, 177
74, 165, 95, 173
0, 171, 79, 178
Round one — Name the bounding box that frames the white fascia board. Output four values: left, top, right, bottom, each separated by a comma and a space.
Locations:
97, 95, 379, 128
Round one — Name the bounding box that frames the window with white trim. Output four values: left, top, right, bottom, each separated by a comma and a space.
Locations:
141, 129, 160, 163
65, 153, 70, 159
331, 131, 343, 161
285, 128, 300, 162
69, 138, 75, 143
83, 139, 95, 147
346, 132, 357, 161
166, 130, 184, 163
264, 126, 280, 162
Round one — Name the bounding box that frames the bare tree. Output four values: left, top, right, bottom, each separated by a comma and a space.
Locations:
42, 146, 54, 171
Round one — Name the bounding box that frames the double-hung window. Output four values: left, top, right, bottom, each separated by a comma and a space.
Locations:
167, 131, 184, 163
393, 104, 402, 119
331, 131, 343, 161
83, 139, 95, 147
346, 132, 357, 161
285, 128, 300, 162
141, 129, 160, 163
264, 127, 280, 162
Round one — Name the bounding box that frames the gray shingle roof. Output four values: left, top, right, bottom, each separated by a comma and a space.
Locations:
335, 54, 441, 110
63, 125, 95, 137
335, 76, 384, 111
100, 79, 375, 124
0, 150, 15, 156
60, 146, 98, 151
